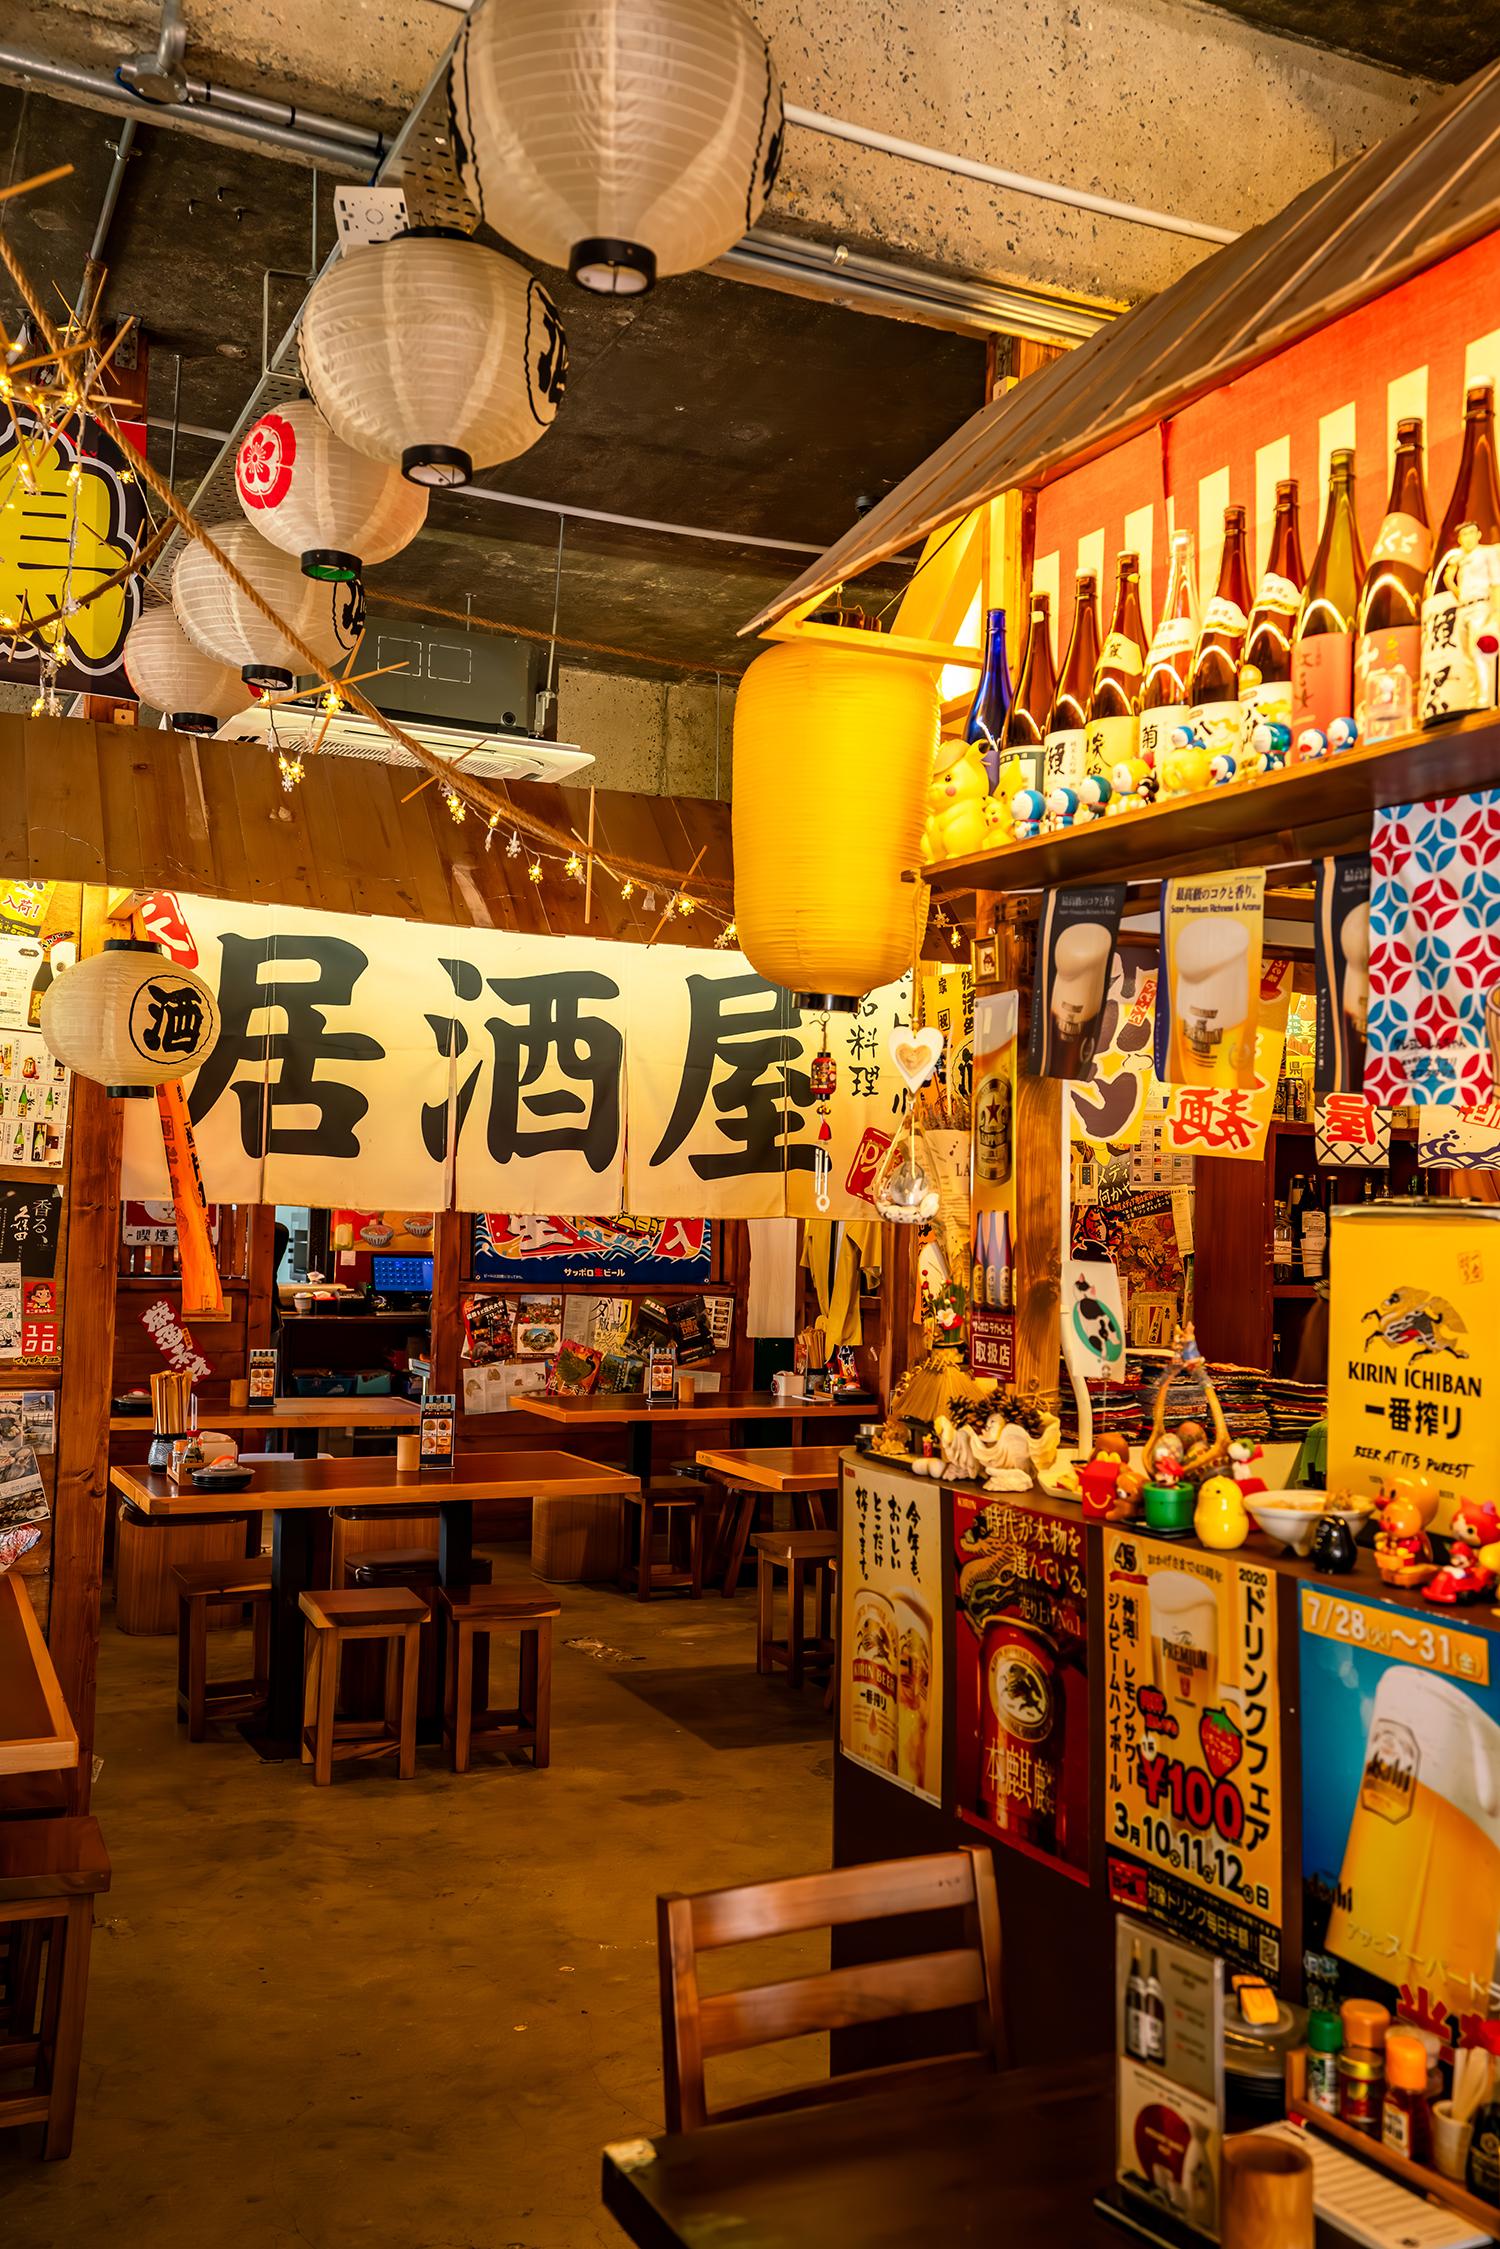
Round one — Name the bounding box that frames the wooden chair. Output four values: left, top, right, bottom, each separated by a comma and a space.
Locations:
0, 1814, 111, 2159
172, 1556, 273, 1740
752, 1529, 837, 1687
438, 1585, 561, 1774
658, 1847, 1006, 2133
297, 1586, 428, 1784
620, 1479, 706, 1601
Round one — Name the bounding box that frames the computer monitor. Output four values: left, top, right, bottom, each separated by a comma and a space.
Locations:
371, 1254, 434, 1299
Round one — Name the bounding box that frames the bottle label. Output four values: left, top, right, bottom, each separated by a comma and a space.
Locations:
1421, 580, 1500, 725
1148, 620, 1195, 659
1197, 701, 1243, 761
1139, 706, 1185, 771
1370, 510, 1433, 573
1355, 624, 1419, 741
1084, 713, 1139, 779
1202, 596, 1248, 634
1307, 2053, 1339, 2117
1253, 573, 1301, 611
1142, 2008, 1165, 2064
1292, 630, 1354, 735
1098, 633, 1143, 676
1240, 676, 1293, 755
1382, 2103, 1413, 2159
1042, 728, 1087, 791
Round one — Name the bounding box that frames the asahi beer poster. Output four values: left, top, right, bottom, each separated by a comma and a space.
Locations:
1155, 870, 1265, 1092
953, 1492, 1090, 1883
1115, 1916, 1225, 2240
1300, 1582, 1500, 2040
840, 1460, 944, 1805
1326, 1203, 1496, 1537
1104, 1529, 1283, 1978
1026, 884, 1126, 1081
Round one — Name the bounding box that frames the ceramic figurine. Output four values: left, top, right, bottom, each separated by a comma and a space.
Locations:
1311, 1512, 1359, 1574
1374, 1493, 1436, 1588
1296, 726, 1331, 762
1108, 755, 1155, 814
1327, 715, 1360, 753
1228, 1438, 1268, 1498
1424, 1495, 1500, 1605
921, 738, 992, 862
1194, 1473, 1250, 1551
1045, 783, 1080, 831
1078, 772, 1112, 821
1159, 724, 1213, 798
1250, 719, 1291, 770
1209, 750, 1239, 787
1010, 785, 1047, 840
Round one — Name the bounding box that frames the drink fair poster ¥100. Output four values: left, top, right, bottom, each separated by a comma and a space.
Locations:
1104, 1529, 1283, 1978
953, 1491, 1090, 1883
1300, 1582, 1500, 2041
839, 1461, 944, 1806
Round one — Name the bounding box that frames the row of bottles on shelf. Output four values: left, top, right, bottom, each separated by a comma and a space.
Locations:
963, 381, 1500, 838
1272, 1169, 1432, 1281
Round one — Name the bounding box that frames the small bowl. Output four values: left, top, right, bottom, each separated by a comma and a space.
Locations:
1246, 1492, 1326, 1556
191, 1464, 255, 1493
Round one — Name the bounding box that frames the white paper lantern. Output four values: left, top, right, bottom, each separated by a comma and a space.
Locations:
173, 521, 365, 690
299, 231, 567, 489
235, 398, 428, 581
40, 940, 220, 1097
449, 0, 784, 296
123, 609, 246, 735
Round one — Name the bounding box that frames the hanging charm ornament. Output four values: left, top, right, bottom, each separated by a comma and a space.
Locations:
871, 1024, 946, 1224
888, 1024, 944, 1094
809, 1014, 837, 1211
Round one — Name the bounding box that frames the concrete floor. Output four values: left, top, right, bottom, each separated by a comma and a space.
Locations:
0, 1553, 834, 2248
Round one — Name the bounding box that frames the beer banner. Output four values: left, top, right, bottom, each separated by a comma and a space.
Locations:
1314, 1093, 1390, 1169
1155, 871, 1265, 1091
970, 991, 1018, 1379
117, 893, 909, 1219
1300, 1582, 1500, 2038
1418, 1098, 1500, 1169
1026, 884, 1127, 1080
1067, 951, 1158, 1153
953, 1491, 1090, 1883
1162, 959, 1290, 1164
1365, 791, 1500, 1109
839, 1459, 944, 1805
1326, 1201, 1498, 1537
1104, 1527, 1283, 1978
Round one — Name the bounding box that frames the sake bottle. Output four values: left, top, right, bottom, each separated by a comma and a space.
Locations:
1293, 448, 1366, 741
1086, 551, 1148, 783
1357, 418, 1430, 742
1042, 572, 1099, 805
1421, 384, 1500, 727
963, 607, 1012, 792
1189, 504, 1252, 765
1002, 593, 1057, 796
1240, 479, 1305, 746
1139, 529, 1199, 772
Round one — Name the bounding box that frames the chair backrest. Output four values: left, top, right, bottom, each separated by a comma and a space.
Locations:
657, 1846, 1006, 2132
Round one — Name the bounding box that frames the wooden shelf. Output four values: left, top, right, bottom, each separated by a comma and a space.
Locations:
1272, 1282, 1316, 1298
926, 709, 1500, 894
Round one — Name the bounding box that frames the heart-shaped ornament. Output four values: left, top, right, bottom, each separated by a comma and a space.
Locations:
889, 1025, 944, 1092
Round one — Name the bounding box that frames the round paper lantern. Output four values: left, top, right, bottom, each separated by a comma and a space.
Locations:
298, 231, 567, 488
173, 521, 365, 690
733, 642, 937, 1009
450, 0, 784, 296
123, 609, 246, 735
235, 398, 428, 581
40, 940, 220, 1099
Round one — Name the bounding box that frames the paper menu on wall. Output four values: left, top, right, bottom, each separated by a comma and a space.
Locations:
0, 1032, 69, 1168
0, 1263, 19, 1359
0, 932, 44, 1030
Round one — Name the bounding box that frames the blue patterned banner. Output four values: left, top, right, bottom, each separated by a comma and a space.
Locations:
1365, 792, 1500, 1108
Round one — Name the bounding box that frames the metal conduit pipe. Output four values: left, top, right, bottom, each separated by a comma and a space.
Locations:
131, 69, 387, 158
0, 44, 380, 175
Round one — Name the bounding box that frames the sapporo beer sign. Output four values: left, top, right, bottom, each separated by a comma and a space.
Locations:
1104, 1529, 1282, 1977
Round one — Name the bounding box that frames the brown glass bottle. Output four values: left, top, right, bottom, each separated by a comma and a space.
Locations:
1042, 572, 1099, 802
1139, 529, 1198, 771
1002, 591, 1056, 791
1293, 448, 1366, 740
1355, 420, 1430, 742
1189, 505, 1252, 757
1421, 384, 1500, 726
1086, 551, 1147, 783
1240, 480, 1305, 740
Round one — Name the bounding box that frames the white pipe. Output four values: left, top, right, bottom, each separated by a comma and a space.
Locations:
783, 104, 1239, 246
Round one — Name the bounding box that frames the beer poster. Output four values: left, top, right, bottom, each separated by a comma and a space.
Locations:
970, 991, 1017, 1374
1114, 1917, 1225, 2240
1026, 884, 1126, 1080
953, 1491, 1090, 1883
1104, 1530, 1283, 1978
1300, 1583, 1500, 2040
839, 1460, 944, 1805
1327, 1202, 1499, 1537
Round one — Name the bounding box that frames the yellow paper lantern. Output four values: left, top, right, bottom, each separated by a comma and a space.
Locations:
732, 641, 937, 1007
40, 941, 220, 1097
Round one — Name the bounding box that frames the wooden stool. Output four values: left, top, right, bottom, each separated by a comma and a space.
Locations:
753, 1530, 837, 1687
297, 1587, 428, 1784
439, 1586, 561, 1774
621, 1479, 706, 1601
0, 1815, 111, 2159
342, 1548, 491, 1723
172, 1557, 273, 1740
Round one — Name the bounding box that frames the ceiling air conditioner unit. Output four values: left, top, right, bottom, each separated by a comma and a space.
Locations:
213, 703, 593, 786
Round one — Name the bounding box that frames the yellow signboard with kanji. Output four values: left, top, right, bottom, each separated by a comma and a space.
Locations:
0, 409, 146, 693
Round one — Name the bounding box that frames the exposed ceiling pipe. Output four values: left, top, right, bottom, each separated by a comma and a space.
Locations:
73, 112, 137, 321
715, 227, 1112, 344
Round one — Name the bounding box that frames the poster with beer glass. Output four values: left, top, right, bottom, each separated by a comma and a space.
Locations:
1026, 884, 1126, 1080
1104, 1530, 1283, 1977
839, 1460, 944, 1804
1300, 1582, 1500, 2041
953, 1491, 1090, 1881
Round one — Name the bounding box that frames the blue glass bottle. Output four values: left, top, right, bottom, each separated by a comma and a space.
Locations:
965, 608, 1012, 791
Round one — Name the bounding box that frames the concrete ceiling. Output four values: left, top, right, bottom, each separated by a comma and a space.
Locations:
1205, 0, 1481, 83
0, 83, 988, 682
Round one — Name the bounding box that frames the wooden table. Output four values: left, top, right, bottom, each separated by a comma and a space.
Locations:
111, 1451, 639, 1756
109, 1397, 421, 1460
694, 1445, 845, 1591
523, 1393, 869, 1486
0, 1572, 78, 1777
602, 2055, 1117, 2247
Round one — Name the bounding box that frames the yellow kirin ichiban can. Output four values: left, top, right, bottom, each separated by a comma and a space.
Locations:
1327, 1203, 1500, 1536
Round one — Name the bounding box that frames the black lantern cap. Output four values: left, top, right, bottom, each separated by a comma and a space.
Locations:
570, 238, 655, 296
402, 444, 471, 489
301, 547, 361, 582
242, 662, 293, 692
796, 992, 860, 1014
169, 711, 222, 737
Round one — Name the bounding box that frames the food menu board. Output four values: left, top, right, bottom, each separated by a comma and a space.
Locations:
1300, 1582, 1500, 2040
839, 1460, 944, 1806
953, 1491, 1090, 1883
1104, 1529, 1283, 1978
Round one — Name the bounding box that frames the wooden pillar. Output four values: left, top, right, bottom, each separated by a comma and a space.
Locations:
245, 1206, 277, 1352
992, 895, 1061, 1409
430, 1208, 465, 1399
49, 886, 124, 1814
